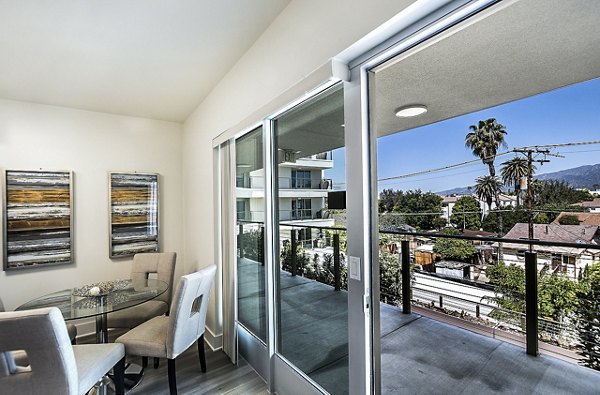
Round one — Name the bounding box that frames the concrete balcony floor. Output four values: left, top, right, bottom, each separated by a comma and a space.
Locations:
237, 259, 600, 394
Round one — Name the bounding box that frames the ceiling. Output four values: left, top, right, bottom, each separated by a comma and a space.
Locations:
372, 0, 600, 137
0, 0, 290, 122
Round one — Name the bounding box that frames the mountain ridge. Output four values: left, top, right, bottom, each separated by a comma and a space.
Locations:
436, 163, 600, 195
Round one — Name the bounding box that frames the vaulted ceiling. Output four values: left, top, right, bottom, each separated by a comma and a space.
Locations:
0, 0, 290, 122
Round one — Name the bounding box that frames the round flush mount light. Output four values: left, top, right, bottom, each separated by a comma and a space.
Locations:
395, 105, 428, 118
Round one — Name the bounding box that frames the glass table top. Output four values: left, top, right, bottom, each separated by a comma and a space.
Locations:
16, 278, 168, 320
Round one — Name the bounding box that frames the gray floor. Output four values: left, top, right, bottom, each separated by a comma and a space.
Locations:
238, 259, 600, 394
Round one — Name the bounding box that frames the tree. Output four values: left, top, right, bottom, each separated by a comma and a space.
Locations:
535, 180, 594, 206
485, 263, 525, 313
433, 228, 476, 262
481, 207, 548, 233
576, 262, 600, 369
377, 189, 443, 230
449, 195, 482, 230
466, 118, 507, 235
558, 214, 581, 225
501, 157, 533, 206
474, 175, 502, 211
538, 274, 581, 321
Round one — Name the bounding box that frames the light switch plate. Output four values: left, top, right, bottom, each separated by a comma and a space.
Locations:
349, 256, 361, 281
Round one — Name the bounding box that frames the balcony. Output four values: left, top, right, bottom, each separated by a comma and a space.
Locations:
237, 222, 600, 394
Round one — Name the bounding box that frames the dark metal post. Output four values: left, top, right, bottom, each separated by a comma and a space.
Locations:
439, 295, 443, 309
525, 251, 538, 356
259, 226, 265, 266
291, 229, 297, 276
401, 240, 411, 314
476, 304, 480, 318
333, 234, 341, 291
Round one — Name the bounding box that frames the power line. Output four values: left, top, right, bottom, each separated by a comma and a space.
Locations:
377, 140, 600, 183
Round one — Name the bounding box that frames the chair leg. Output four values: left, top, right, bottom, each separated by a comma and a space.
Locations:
168, 358, 177, 395
114, 357, 126, 395
142, 356, 148, 368
198, 334, 207, 373
154, 357, 160, 369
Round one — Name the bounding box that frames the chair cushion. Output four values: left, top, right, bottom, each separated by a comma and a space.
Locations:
115, 316, 168, 358
73, 343, 124, 394
107, 300, 168, 329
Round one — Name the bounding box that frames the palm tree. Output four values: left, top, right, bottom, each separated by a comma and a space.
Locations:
474, 175, 502, 211
465, 118, 507, 235
501, 157, 534, 206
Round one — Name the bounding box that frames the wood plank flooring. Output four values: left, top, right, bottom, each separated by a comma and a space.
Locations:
128, 341, 269, 395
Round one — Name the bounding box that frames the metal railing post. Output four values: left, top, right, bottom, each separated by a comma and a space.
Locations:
401, 240, 411, 315
291, 229, 297, 276
333, 233, 341, 291
439, 295, 443, 309
525, 251, 538, 356
259, 226, 265, 266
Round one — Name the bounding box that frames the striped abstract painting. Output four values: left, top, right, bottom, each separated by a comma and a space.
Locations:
3, 170, 73, 270
110, 173, 159, 258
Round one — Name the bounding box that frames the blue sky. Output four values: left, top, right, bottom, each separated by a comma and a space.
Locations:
326, 77, 600, 193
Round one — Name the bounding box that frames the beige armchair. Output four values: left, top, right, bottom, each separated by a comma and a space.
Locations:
116, 265, 217, 395
0, 307, 125, 395
107, 252, 177, 331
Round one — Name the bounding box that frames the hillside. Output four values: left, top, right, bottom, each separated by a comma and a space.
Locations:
437, 163, 600, 195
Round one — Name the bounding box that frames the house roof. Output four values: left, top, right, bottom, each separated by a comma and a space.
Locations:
574, 198, 600, 208
552, 212, 600, 226
499, 223, 599, 254
503, 223, 599, 244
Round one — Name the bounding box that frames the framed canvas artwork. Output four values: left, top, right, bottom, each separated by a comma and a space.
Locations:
109, 172, 159, 258
3, 170, 73, 271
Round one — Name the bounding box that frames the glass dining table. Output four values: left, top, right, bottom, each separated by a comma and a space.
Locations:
16, 278, 168, 344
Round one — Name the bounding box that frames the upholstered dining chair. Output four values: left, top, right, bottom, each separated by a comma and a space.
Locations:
116, 265, 217, 395
107, 252, 177, 332
0, 296, 77, 368
0, 307, 125, 395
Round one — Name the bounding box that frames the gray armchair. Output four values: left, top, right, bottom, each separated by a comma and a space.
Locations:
107, 252, 177, 331
0, 307, 125, 395
116, 265, 217, 395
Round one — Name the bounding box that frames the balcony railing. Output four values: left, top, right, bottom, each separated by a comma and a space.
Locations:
236, 176, 333, 190
237, 220, 600, 370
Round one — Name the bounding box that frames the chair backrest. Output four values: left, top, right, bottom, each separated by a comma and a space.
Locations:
166, 265, 217, 359
0, 307, 77, 394
131, 252, 177, 305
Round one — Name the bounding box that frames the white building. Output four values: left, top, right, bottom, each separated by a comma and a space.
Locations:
441, 193, 518, 222
236, 152, 336, 244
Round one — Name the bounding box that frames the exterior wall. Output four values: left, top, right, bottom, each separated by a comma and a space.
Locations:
182, 0, 411, 345
0, 99, 184, 312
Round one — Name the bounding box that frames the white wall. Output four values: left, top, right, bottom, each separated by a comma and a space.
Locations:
0, 99, 184, 311
182, 0, 411, 346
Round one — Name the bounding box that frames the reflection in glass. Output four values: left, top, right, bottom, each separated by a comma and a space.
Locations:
274, 84, 348, 394
236, 127, 267, 342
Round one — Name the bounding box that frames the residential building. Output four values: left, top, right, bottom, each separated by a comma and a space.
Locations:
500, 223, 600, 279
441, 193, 518, 222
553, 211, 600, 226
574, 197, 600, 213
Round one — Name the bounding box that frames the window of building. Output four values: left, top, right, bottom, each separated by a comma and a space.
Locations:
292, 198, 312, 220
291, 169, 312, 189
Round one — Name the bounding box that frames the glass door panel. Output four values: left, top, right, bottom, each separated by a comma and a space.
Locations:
236, 127, 267, 342
273, 84, 349, 394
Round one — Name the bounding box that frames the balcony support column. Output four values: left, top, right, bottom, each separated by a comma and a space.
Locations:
525, 251, 538, 356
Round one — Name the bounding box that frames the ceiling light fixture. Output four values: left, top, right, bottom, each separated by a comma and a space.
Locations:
395, 105, 427, 118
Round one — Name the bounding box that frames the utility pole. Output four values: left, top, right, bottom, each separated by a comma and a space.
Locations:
514, 147, 557, 250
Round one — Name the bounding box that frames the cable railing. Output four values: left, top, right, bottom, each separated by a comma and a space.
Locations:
236, 220, 600, 368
